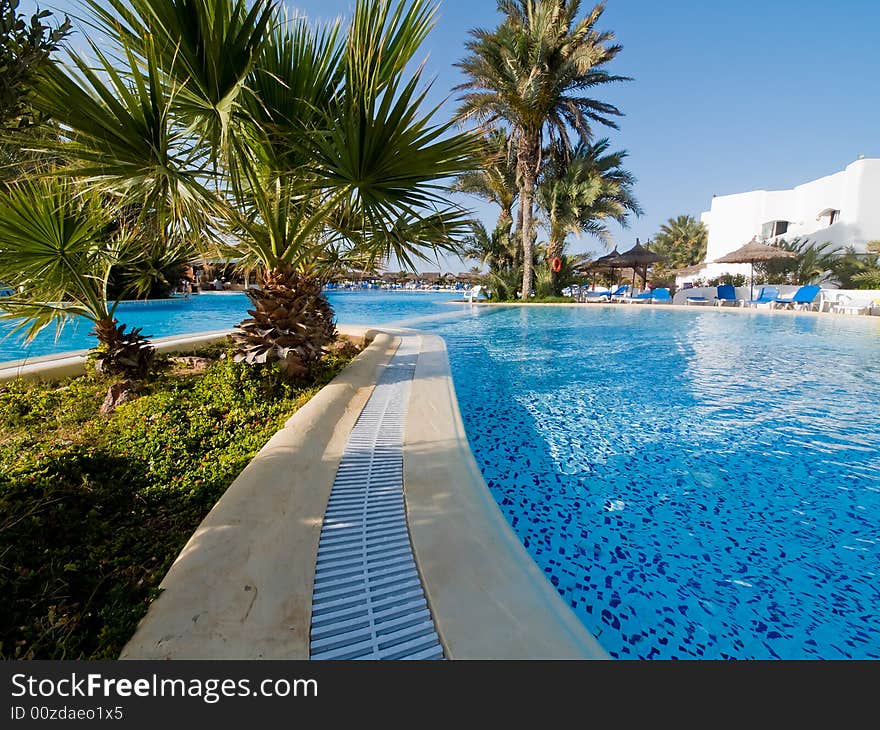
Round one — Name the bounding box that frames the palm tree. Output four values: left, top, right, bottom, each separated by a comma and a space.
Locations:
83, 0, 275, 163
756, 237, 836, 285
462, 219, 519, 275
24, 0, 478, 379
651, 215, 708, 273
0, 178, 155, 376
224, 0, 477, 377
830, 242, 880, 289
453, 128, 518, 251
536, 139, 640, 293
28, 31, 213, 261
457, 0, 628, 300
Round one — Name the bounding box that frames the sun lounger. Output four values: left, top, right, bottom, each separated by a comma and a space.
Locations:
685, 284, 738, 306
746, 286, 779, 307
586, 284, 628, 302
684, 291, 710, 305
826, 292, 873, 315
620, 287, 671, 304
773, 285, 821, 311
714, 284, 738, 306
617, 289, 650, 303
650, 288, 672, 303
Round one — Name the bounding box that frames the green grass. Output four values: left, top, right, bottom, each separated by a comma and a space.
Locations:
486, 295, 576, 304
529, 296, 577, 303
0, 339, 356, 659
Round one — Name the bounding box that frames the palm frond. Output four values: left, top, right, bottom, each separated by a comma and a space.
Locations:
0, 177, 123, 340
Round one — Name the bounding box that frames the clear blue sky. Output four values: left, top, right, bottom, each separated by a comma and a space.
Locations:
24, 0, 880, 272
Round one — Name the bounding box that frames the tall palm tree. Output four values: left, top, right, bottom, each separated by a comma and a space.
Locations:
537, 139, 640, 293
651, 214, 708, 272
0, 178, 155, 376
457, 0, 628, 300
453, 127, 518, 249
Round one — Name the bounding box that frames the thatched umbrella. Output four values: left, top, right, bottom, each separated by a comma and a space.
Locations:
579, 248, 622, 290
714, 237, 796, 300
613, 239, 665, 292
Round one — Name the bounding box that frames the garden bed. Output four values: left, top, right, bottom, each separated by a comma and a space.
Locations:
0, 338, 358, 659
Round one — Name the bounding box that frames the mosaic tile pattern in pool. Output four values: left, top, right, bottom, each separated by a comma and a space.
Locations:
431, 306, 880, 659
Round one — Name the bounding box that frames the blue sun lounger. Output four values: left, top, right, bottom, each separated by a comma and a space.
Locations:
621, 287, 671, 303
650, 287, 672, 303
685, 283, 738, 306
715, 284, 738, 306
587, 284, 629, 302
747, 286, 779, 307
773, 284, 821, 311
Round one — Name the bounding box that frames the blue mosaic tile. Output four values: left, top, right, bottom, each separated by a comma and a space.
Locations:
428, 306, 880, 659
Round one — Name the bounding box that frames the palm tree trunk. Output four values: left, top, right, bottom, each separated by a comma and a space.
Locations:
547, 232, 564, 296
518, 135, 540, 301
519, 184, 534, 300
233, 267, 337, 379
92, 317, 120, 350
91, 317, 155, 378
513, 202, 524, 269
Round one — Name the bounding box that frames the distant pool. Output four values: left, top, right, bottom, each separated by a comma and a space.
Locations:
430, 306, 880, 659
0, 290, 458, 363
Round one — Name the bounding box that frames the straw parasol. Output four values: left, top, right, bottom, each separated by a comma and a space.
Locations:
714, 237, 796, 300
579, 248, 622, 290
613, 239, 665, 292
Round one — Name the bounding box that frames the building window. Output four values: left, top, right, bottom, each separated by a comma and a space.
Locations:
817, 208, 840, 225
761, 220, 789, 239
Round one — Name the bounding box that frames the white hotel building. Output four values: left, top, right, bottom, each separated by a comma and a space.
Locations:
678, 157, 880, 284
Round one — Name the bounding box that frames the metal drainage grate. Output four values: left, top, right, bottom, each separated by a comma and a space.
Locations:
309, 337, 444, 660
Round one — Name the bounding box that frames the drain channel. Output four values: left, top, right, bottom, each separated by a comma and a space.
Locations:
309, 337, 443, 660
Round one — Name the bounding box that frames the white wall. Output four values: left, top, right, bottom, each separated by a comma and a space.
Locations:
681, 158, 880, 286
672, 285, 880, 309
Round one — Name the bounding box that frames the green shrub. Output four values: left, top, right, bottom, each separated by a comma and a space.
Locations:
0, 342, 356, 659
529, 296, 576, 303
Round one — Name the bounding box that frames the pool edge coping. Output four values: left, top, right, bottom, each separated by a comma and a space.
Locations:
0, 329, 235, 381
23, 323, 609, 660
449, 300, 880, 320
396, 329, 609, 659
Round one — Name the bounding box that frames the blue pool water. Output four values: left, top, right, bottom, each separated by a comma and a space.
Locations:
0, 290, 456, 363
430, 306, 880, 659
4, 291, 879, 659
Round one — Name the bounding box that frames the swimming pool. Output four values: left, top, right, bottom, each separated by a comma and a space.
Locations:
0, 290, 457, 363
431, 306, 880, 659
5, 290, 879, 659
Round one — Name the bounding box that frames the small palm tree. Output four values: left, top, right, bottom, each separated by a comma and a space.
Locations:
830, 242, 880, 289
225, 0, 477, 377
0, 178, 155, 377
537, 139, 640, 293
462, 219, 520, 276
756, 237, 836, 285
651, 215, 708, 274
457, 0, 628, 300
25, 0, 477, 380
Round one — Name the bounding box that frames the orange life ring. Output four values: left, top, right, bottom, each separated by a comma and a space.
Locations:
551, 256, 563, 273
